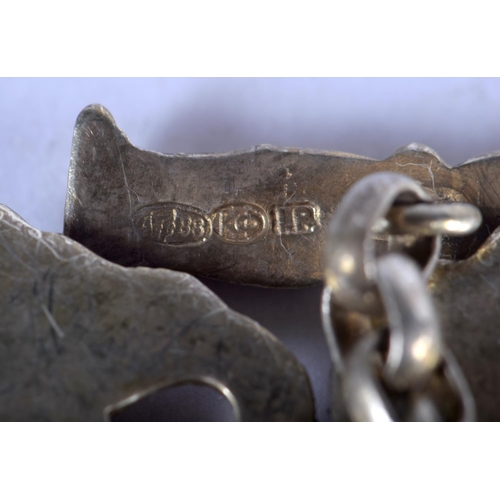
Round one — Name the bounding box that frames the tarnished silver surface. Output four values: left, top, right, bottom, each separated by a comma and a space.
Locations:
322, 172, 478, 421
0, 204, 314, 421
430, 228, 500, 421
65, 104, 500, 287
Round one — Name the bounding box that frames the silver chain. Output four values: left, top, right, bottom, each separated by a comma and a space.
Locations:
321, 172, 481, 421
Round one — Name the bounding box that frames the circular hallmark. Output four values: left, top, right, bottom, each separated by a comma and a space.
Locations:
212, 203, 268, 244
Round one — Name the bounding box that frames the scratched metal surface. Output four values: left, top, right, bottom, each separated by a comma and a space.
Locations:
65, 105, 500, 287
1, 78, 500, 421
429, 230, 500, 421
0, 204, 314, 421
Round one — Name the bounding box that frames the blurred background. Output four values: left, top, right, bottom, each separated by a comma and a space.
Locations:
1, 78, 499, 421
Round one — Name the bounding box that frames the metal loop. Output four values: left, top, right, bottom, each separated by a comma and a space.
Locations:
377, 253, 442, 389
320, 286, 344, 372
343, 331, 475, 422
343, 333, 396, 422
439, 347, 476, 422
324, 172, 440, 316
322, 171, 480, 422
385, 203, 482, 237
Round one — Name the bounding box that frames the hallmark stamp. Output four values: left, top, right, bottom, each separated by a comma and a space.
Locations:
135, 200, 320, 246
212, 203, 268, 244
135, 203, 212, 246
270, 202, 321, 236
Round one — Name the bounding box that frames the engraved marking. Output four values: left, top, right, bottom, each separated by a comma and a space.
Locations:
135, 203, 212, 247
212, 203, 268, 244
136, 200, 320, 246
270, 201, 321, 236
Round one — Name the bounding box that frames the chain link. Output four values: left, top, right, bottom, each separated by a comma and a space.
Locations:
322, 172, 481, 421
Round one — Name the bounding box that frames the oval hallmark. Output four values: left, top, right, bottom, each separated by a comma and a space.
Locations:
135, 203, 212, 246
